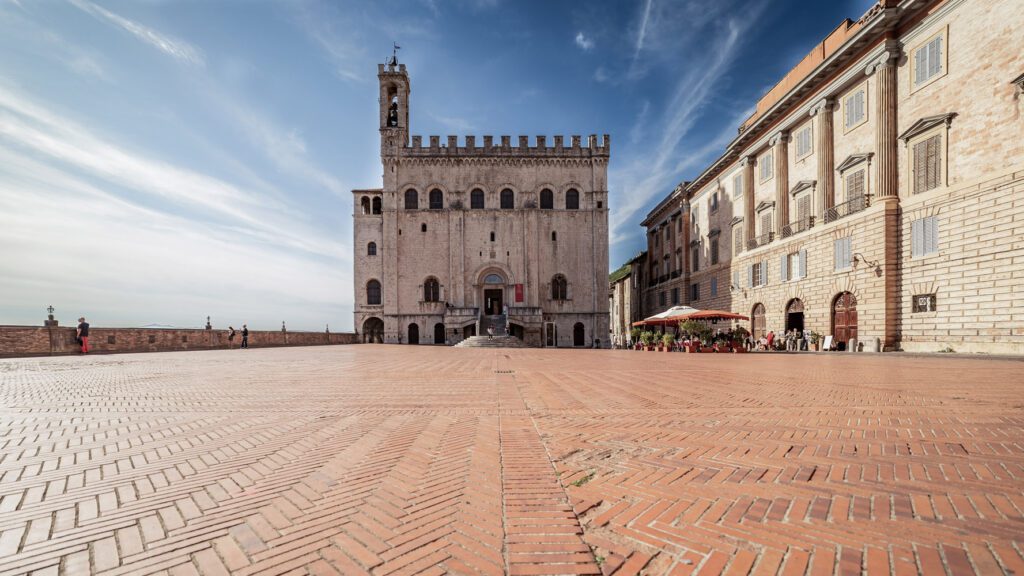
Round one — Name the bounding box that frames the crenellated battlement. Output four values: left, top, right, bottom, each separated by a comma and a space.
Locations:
402, 134, 610, 158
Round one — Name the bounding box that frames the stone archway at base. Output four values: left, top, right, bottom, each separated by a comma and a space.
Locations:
362, 317, 384, 343
832, 292, 858, 351
785, 298, 805, 333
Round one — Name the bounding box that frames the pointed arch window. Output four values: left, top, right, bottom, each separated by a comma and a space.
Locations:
429, 189, 443, 210
540, 189, 553, 209
366, 280, 382, 305
500, 188, 514, 209
551, 274, 568, 300
565, 189, 580, 210
471, 188, 485, 209
423, 277, 440, 302
404, 189, 418, 209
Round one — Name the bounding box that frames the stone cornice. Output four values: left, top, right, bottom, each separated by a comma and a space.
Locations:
808, 97, 835, 117
755, 200, 776, 213
836, 152, 874, 173
864, 39, 902, 76
768, 131, 790, 146
898, 113, 957, 143
730, 216, 744, 227
399, 157, 604, 168
789, 180, 817, 196
1011, 72, 1024, 92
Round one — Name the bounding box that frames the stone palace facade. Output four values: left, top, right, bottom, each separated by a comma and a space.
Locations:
631, 0, 1023, 353
354, 61, 610, 347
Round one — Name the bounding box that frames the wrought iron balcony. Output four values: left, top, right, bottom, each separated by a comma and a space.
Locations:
747, 232, 774, 250
824, 194, 869, 224
781, 216, 815, 238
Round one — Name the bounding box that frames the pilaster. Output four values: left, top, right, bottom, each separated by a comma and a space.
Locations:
741, 156, 756, 249
866, 44, 899, 200
810, 98, 835, 220
770, 131, 790, 232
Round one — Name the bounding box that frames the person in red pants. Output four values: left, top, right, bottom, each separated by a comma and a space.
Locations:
76, 317, 90, 353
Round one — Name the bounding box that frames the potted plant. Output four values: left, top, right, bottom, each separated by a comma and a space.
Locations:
640, 331, 655, 351
809, 331, 822, 351
662, 333, 675, 352
630, 328, 642, 350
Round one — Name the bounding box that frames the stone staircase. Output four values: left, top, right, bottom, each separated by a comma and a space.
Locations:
455, 335, 527, 348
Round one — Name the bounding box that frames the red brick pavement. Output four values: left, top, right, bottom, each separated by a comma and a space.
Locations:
0, 347, 1022, 575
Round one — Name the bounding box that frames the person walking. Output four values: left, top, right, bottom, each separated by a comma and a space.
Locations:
227, 326, 236, 349
76, 317, 90, 354
766, 330, 775, 350
241, 324, 249, 349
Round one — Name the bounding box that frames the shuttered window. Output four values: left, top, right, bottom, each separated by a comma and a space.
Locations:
733, 173, 743, 198
796, 125, 812, 158
847, 169, 865, 200
913, 135, 942, 194
733, 227, 743, 256
844, 90, 865, 128
760, 152, 773, 181
780, 254, 789, 282
710, 278, 718, 297
759, 261, 767, 286
798, 249, 807, 279
911, 216, 939, 257
834, 237, 852, 271
733, 270, 740, 290
797, 194, 811, 221
710, 238, 719, 265
690, 283, 700, 301
760, 213, 772, 236
915, 35, 943, 86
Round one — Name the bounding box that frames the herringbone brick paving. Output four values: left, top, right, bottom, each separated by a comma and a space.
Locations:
0, 348, 1021, 575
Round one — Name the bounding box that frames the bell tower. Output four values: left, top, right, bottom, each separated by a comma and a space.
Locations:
378, 53, 409, 159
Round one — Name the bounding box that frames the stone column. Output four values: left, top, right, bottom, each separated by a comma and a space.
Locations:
741, 156, 755, 248
867, 46, 899, 200
770, 131, 790, 233
810, 98, 835, 220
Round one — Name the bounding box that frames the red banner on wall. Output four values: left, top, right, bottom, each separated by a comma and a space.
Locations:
515, 284, 524, 302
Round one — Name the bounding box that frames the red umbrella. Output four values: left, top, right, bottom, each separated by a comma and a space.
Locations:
682, 310, 750, 321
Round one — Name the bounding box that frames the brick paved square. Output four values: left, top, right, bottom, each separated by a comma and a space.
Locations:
1, 347, 1022, 575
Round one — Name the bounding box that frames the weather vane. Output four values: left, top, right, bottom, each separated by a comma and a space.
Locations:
388, 42, 401, 66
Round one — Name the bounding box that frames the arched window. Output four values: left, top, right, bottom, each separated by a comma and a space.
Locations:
540, 189, 553, 209
404, 189, 418, 209
367, 242, 377, 256
471, 189, 485, 209
551, 231, 557, 242
484, 273, 504, 284
421, 223, 427, 232
500, 188, 514, 209
566, 188, 580, 210
429, 189, 443, 210
372, 197, 382, 214
366, 280, 382, 305
423, 277, 440, 302
360, 196, 370, 214
551, 274, 568, 300
573, 322, 585, 347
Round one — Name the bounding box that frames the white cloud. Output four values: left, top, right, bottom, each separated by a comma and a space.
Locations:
609, 12, 761, 245
428, 112, 475, 133
68, 0, 204, 66
575, 31, 594, 51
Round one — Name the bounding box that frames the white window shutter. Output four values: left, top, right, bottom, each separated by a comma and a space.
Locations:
834, 240, 841, 270
747, 265, 753, 288
912, 219, 923, 257
799, 250, 807, 278
760, 261, 768, 285
780, 255, 788, 282
929, 37, 942, 77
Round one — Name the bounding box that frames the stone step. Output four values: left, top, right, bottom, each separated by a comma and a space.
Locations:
454, 335, 527, 348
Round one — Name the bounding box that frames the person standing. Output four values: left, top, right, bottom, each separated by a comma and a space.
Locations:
766, 330, 775, 350
241, 324, 249, 349
76, 317, 90, 354
227, 326, 236, 349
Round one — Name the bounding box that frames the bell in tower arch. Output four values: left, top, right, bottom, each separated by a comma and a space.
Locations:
387, 97, 399, 127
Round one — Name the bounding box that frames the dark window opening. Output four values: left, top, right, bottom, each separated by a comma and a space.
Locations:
471, 188, 485, 209
429, 188, 443, 209
372, 197, 382, 214
500, 188, 514, 209
404, 189, 418, 209
540, 189, 553, 209
423, 278, 440, 302
551, 275, 568, 300
566, 189, 579, 210
367, 280, 382, 305
421, 223, 427, 232
367, 242, 377, 256
490, 232, 495, 242
551, 231, 557, 242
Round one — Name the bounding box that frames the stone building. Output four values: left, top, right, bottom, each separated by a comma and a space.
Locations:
640, 0, 1024, 353
353, 61, 610, 347
608, 251, 646, 347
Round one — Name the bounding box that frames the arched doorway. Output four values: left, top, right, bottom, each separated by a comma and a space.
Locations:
751, 303, 766, 339
433, 322, 445, 344
573, 322, 585, 347
408, 323, 419, 345
362, 317, 383, 343
509, 323, 524, 341
463, 324, 476, 339
832, 292, 858, 351
785, 299, 805, 333
481, 272, 505, 316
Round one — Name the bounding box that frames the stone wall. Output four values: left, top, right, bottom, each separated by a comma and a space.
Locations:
0, 326, 358, 358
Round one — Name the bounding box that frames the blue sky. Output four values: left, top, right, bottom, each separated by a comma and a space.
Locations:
0, 0, 874, 331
